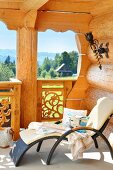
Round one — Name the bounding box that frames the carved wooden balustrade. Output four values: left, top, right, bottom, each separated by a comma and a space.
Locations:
0, 79, 21, 140
37, 79, 75, 122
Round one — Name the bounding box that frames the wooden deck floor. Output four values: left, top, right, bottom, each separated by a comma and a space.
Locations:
0, 139, 113, 169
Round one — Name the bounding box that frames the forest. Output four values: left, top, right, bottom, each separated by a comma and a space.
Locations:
0, 51, 78, 81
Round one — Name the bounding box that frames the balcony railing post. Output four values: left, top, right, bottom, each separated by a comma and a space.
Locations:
0, 79, 21, 140
37, 80, 42, 122
11, 84, 21, 140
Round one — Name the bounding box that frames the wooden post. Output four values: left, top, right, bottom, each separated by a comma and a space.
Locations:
11, 84, 21, 140
16, 27, 37, 128
37, 80, 42, 122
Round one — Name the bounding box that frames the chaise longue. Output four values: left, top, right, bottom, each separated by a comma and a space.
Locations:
10, 97, 113, 166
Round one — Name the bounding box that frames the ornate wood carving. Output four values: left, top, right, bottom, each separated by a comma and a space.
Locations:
0, 98, 11, 129
0, 80, 21, 140
37, 80, 73, 122
42, 90, 63, 120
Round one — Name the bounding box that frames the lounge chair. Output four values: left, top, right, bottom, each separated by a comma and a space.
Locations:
9, 97, 113, 166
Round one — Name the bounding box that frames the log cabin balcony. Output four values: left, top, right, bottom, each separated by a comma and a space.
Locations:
0, 0, 113, 139
0, 78, 77, 140
0, 0, 113, 168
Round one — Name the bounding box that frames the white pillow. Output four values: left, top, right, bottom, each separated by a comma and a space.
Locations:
62, 108, 87, 128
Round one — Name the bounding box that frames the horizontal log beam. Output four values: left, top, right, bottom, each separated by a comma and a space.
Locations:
0, 9, 25, 29
90, 12, 113, 39
91, 0, 113, 16
36, 12, 92, 32
0, 2, 21, 9
87, 64, 113, 92
50, 0, 97, 2
0, 0, 24, 2
85, 87, 113, 111
21, 0, 49, 12
39, 1, 96, 13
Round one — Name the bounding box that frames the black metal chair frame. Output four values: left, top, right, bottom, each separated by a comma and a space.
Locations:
9, 114, 113, 166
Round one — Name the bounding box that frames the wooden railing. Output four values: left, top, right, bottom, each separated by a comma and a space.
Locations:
0, 79, 21, 140
37, 79, 76, 122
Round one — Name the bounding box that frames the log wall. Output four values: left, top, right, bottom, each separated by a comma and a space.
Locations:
85, 11, 113, 112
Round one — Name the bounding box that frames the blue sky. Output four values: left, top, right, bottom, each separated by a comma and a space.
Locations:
0, 21, 78, 53
38, 30, 78, 53
0, 22, 16, 49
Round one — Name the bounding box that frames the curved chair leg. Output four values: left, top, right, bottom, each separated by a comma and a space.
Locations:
10, 136, 61, 167
9, 138, 30, 167
36, 141, 43, 152
46, 128, 113, 165
92, 137, 99, 148
46, 130, 72, 165
46, 138, 62, 165
99, 132, 113, 159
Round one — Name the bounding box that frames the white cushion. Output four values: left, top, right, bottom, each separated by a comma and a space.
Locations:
20, 122, 66, 145
20, 129, 62, 145
86, 97, 113, 130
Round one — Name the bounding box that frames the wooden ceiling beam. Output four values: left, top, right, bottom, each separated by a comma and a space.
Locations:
39, 1, 97, 14
0, 2, 21, 9
0, 0, 24, 2
21, 0, 49, 12
36, 12, 92, 32
49, 0, 96, 2
91, 0, 113, 16
24, 10, 37, 28
0, 0, 24, 3
0, 9, 25, 30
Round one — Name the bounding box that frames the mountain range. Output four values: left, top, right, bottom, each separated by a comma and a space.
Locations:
0, 49, 57, 65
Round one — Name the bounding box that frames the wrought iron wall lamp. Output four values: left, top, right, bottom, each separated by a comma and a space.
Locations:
85, 32, 109, 70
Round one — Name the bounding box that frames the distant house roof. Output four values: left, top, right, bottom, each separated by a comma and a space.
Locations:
55, 63, 65, 72
56, 63, 72, 74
